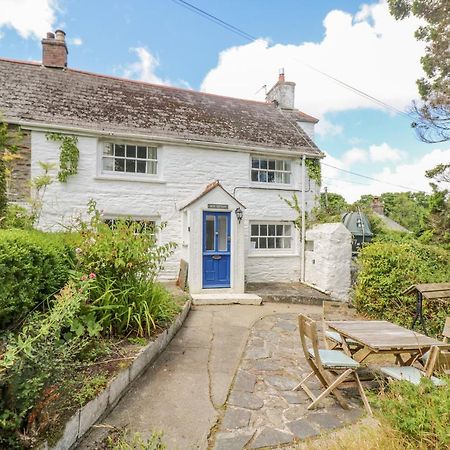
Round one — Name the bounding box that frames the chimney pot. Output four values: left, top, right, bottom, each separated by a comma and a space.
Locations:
42, 30, 68, 69
55, 29, 66, 41
278, 67, 285, 82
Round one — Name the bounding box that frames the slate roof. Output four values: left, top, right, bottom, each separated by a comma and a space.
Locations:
0, 58, 322, 156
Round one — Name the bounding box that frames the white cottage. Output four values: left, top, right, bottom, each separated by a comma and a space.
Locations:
0, 30, 324, 295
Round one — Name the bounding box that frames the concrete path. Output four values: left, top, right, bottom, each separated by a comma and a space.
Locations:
77, 303, 363, 450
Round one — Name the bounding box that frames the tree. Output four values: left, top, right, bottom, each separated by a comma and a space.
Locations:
388, 0, 450, 142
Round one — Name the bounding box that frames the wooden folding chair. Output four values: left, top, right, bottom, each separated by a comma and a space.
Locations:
322, 301, 362, 353
294, 314, 372, 415
381, 344, 450, 387
418, 317, 450, 366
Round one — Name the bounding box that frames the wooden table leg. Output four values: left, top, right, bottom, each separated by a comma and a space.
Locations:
352, 346, 373, 363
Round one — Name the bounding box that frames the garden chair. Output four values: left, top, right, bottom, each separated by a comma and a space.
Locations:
294, 314, 372, 415
418, 317, 450, 366
380, 344, 450, 387
322, 301, 362, 354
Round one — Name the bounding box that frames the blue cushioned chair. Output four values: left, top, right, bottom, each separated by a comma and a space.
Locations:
294, 314, 372, 415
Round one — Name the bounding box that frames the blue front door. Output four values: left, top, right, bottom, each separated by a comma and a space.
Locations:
203, 211, 231, 288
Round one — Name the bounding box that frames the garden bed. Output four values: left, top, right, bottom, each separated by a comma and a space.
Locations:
38, 295, 190, 450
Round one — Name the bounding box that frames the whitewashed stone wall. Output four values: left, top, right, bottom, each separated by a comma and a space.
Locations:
304, 223, 352, 301
31, 131, 318, 282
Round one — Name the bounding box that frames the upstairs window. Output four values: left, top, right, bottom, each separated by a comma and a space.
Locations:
102, 143, 157, 175
250, 223, 292, 250
251, 157, 291, 184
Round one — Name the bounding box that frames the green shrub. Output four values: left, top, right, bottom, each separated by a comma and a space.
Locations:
372, 379, 450, 449
0, 159, 6, 224
353, 240, 450, 335
0, 230, 75, 330
1, 204, 34, 229
72, 200, 179, 337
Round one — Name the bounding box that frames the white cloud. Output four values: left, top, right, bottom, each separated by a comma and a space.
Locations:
120, 47, 168, 85
201, 1, 424, 124
322, 148, 450, 202
315, 118, 343, 137
342, 148, 368, 166
0, 0, 58, 39
70, 37, 82, 46
369, 142, 405, 162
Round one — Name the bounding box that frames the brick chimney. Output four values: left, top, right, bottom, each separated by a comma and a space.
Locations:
372, 196, 384, 215
42, 30, 68, 69
265, 68, 296, 109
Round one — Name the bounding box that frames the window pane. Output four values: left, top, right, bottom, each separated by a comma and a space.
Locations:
136, 160, 146, 173
283, 238, 291, 248
115, 158, 124, 171
104, 143, 113, 155
275, 237, 282, 248
260, 160, 267, 169
126, 145, 136, 158
284, 225, 291, 236
205, 216, 215, 251
115, 144, 125, 157
276, 225, 283, 235
275, 160, 284, 170
218, 215, 227, 251
275, 172, 282, 183
103, 157, 113, 171
147, 161, 157, 174
259, 238, 267, 249
260, 225, 267, 236
268, 160, 275, 170
251, 158, 259, 168
137, 146, 147, 159
250, 237, 258, 249
251, 224, 258, 236
251, 170, 258, 182
268, 171, 275, 183
284, 161, 291, 171
148, 147, 157, 160
283, 173, 290, 184
126, 160, 136, 173
268, 237, 275, 248
259, 171, 267, 182
268, 225, 275, 236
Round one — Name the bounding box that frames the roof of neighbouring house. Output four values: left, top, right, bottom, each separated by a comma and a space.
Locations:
372, 212, 411, 233
0, 58, 322, 155
341, 212, 374, 238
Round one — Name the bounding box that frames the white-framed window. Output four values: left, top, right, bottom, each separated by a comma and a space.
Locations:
250, 223, 292, 249
102, 143, 157, 175
251, 157, 291, 184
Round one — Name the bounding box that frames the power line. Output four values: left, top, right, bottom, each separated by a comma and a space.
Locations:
169, 0, 413, 120
321, 162, 421, 192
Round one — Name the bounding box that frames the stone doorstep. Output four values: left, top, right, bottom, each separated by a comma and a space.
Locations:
191, 293, 262, 306
42, 299, 192, 450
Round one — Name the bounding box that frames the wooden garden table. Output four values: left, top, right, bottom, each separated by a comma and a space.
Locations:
326, 320, 444, 365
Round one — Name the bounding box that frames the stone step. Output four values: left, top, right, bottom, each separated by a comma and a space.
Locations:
245, 282, 331, 306
191, 293, 262, 306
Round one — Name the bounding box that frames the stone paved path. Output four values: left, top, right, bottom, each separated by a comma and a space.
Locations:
211, 314, 364, 450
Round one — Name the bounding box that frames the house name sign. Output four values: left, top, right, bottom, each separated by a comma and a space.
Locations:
207, 203, 229, 210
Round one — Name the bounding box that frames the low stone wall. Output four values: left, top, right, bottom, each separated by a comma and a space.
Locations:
39, 299, 191, 450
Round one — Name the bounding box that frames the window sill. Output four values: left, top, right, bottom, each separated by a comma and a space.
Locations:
248, 252, 299, 258
95, 174, 166, 184
249, 182, 294, 189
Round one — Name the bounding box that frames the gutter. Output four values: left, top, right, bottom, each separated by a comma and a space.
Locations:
6, 118, 324, 159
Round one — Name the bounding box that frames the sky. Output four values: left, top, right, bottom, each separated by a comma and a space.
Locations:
0, 0, 448, 202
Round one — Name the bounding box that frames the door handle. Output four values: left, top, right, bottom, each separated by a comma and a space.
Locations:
212, 255, 222, 260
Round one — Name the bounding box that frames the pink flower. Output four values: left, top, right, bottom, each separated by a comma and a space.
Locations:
80, 275, 87, 281
89, 272, 96, 279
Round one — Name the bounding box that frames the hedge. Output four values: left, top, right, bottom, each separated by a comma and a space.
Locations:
0, 230, 76, 330
353, 240, 450, 336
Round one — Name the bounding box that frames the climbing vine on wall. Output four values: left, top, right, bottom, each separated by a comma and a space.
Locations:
46, 133, 79, 182
305, 158, 321, 186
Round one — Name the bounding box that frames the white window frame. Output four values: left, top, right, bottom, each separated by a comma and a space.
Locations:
97, 140, 164, 183
249, 221, 294, 253
250, 156, 292, 186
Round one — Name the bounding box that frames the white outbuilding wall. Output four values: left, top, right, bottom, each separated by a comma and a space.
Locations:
31, 130, 318, 285
304, 223, 352, 301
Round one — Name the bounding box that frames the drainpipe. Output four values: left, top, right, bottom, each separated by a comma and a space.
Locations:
301, 155, 306, 282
